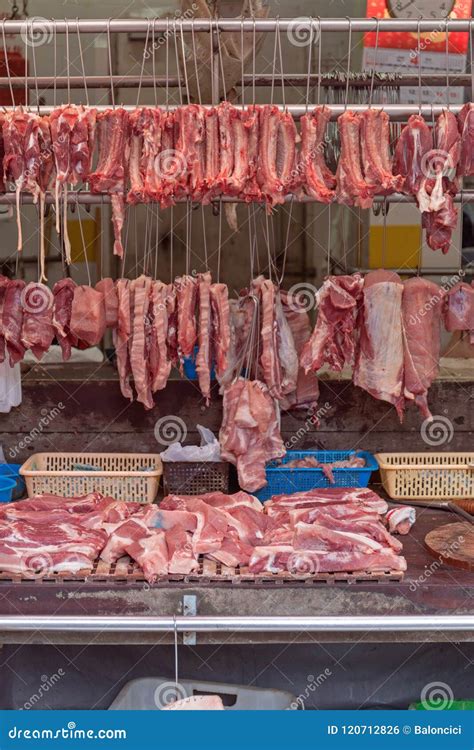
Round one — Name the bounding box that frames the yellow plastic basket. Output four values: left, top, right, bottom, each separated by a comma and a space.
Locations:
20, 452, 162, 504
375, 452, 474, 501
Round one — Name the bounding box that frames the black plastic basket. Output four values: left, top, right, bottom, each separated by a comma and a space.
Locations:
163, 461, 229, 496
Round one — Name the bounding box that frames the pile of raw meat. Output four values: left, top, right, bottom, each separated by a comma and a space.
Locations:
0, 488, 410, 581
2, 103, 474, 261
301, 270, 474, 422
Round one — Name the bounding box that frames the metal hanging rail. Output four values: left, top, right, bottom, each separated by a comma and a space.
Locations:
0, 105, 466, 120
2, 18, 474, 33
0, 615, 472, 633
2, 191, 474, 206
2, 74, 473, 90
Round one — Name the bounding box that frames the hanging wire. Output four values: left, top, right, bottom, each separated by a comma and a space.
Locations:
270, 18, 278, 105
305, 17, 314, 113
327, 203, 332, 276
201, 206, 208, 270
53, 20, 57, 108
170, 204, 174, 280
174, 20, 183, 105
368, 17, 380, 108
240, 17, 245, 107
252, 16, 256, 105
417, 18, 422, 114
107, 18, 115, 107
1, 21, 15, 107
279, 196, 294, 286
153, 205, 159, 279
136, 19, 150, 106
151, 18, 157, 106
276, 16, 286, 109
445, 17, 450, 109
23, 17, 28, 108
29, 19, 40, 112
76, 18, 89, 106
65, 18, 70, 104
471, 19, 474, 104
180, 18, 191, 103
317, 17, 322, 106
216, 19, 227, 101
382, 198, 388, 269
165, 17, 170, 111
344, 17, 352, 110
191, 18, 202, 104
217, 198, 223, 282
76, 194, 91, 286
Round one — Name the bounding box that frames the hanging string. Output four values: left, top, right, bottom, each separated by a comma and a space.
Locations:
305, 17, 314, 114
279, 196, 294, 286
201, 206, 208, 270
174, 20, 183, 106
165, 18, 170, 111
180, 18, 191, 103
276, 17, 286, 110
445, 18, 450, 110
369, 18, 380, 109
151, 19, 157, 106
65, 19, 70, 104
344, 18, 352, 111
170, 205, 174, 281
317, 17, 322, 106
270, 20, 278, 105
30, 19, 40, 113
216, 19, 227, 101
107, 18, 115, 107
471, 19, 474, 104
2, 21, 15, 107
217, 198, 223, 282
417, 18, 422, 115
136, 19, 150, 107
327, 203, 331, 276
23, 19, 27, 108
53, 21, 57, 108
77, 18, 89, 106
252, 17, 256, 105
191, 18, 202, 104
240, 18, 245, 107
154, 205, 160, 280
76, 195, 91, 286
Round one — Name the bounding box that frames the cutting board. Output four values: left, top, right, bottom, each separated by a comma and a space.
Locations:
424, 522, 474, 571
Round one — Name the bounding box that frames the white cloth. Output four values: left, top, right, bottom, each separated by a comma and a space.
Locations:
0, 360, 21, 413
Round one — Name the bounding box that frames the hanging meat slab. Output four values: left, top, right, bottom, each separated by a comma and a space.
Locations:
52, 278, 77, 361
353, 270, 405, 420
402, 277, 444, 420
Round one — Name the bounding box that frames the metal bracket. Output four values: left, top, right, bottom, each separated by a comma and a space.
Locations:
182, 594, 197, 646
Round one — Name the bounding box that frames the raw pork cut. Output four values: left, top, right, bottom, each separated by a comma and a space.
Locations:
359, 109, 403, 194
402, 277, 444, 419
301, 274, 363, 374
457, 102, 474, 176
394, 114, 433, 195
52, 279, 77, 360
298, 105, 336, 203
69, 285, 106, 347
20, 282, 55, 360
3, 279, 26, 365
335, 111, 372, 208
96, 278, 119, 329
126, 530, 169, 582
196, 271, 212, 404
444, 282, 474, 343
257, 105, 297, 207
353, 270, 405, 419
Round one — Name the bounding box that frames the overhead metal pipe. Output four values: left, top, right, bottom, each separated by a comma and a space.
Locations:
2, 18, 474, 33
0, 615, 472, 633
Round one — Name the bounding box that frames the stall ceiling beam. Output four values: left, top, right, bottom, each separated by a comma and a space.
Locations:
2, 18, 474, 33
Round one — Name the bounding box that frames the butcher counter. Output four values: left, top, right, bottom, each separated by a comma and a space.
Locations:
0, 363, 472, 645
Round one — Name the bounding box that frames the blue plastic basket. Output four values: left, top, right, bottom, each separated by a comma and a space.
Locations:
0, 476, 17, 503
0, 464, 24, 501
254, 450, 378, 502
183, 346, 216, 381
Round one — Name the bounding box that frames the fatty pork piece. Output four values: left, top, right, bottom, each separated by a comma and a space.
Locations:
165, 525, 199, 574
126, 529, 169, 583
279, 289, 319, 411
394, 114, 433, 196
385, 506, 416, 536
248, 544, 406, 575
175, 275, 198, 361
298, 105, 336, 203
264, 487, 388, 517
457, 102, 474, 176
96, 278, 118, 329
129, 275, 154, 410
219, 378, 285, 493
359, 109, 403, 195
52, 279, 77, 360
210, 283, 231, 379
300, 274, 363, 374
150, 280, 174, 392
417, 110, 460, 213
3, 279, 26, 365
0, 517, 107, 576
195, 271, 213, 404
20, 282, 55, 360
89, 108, 129, 258
402, 277, 444, 420
114, 279, 133, 401
257, 105, 297, 207
69, 285, 106, 348
444, 282, 474, 343
353, 270, 405, 420
159, 495, 228, 556
335, 111, 373, 209
422, 194, 458, 255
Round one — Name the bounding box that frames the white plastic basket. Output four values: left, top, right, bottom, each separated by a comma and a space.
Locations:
375, 452, 474, 500
20, 452, 162, 504
108, 677, 297, 710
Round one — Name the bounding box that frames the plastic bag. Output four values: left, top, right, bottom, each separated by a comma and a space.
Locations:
160, 425, 221, 462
